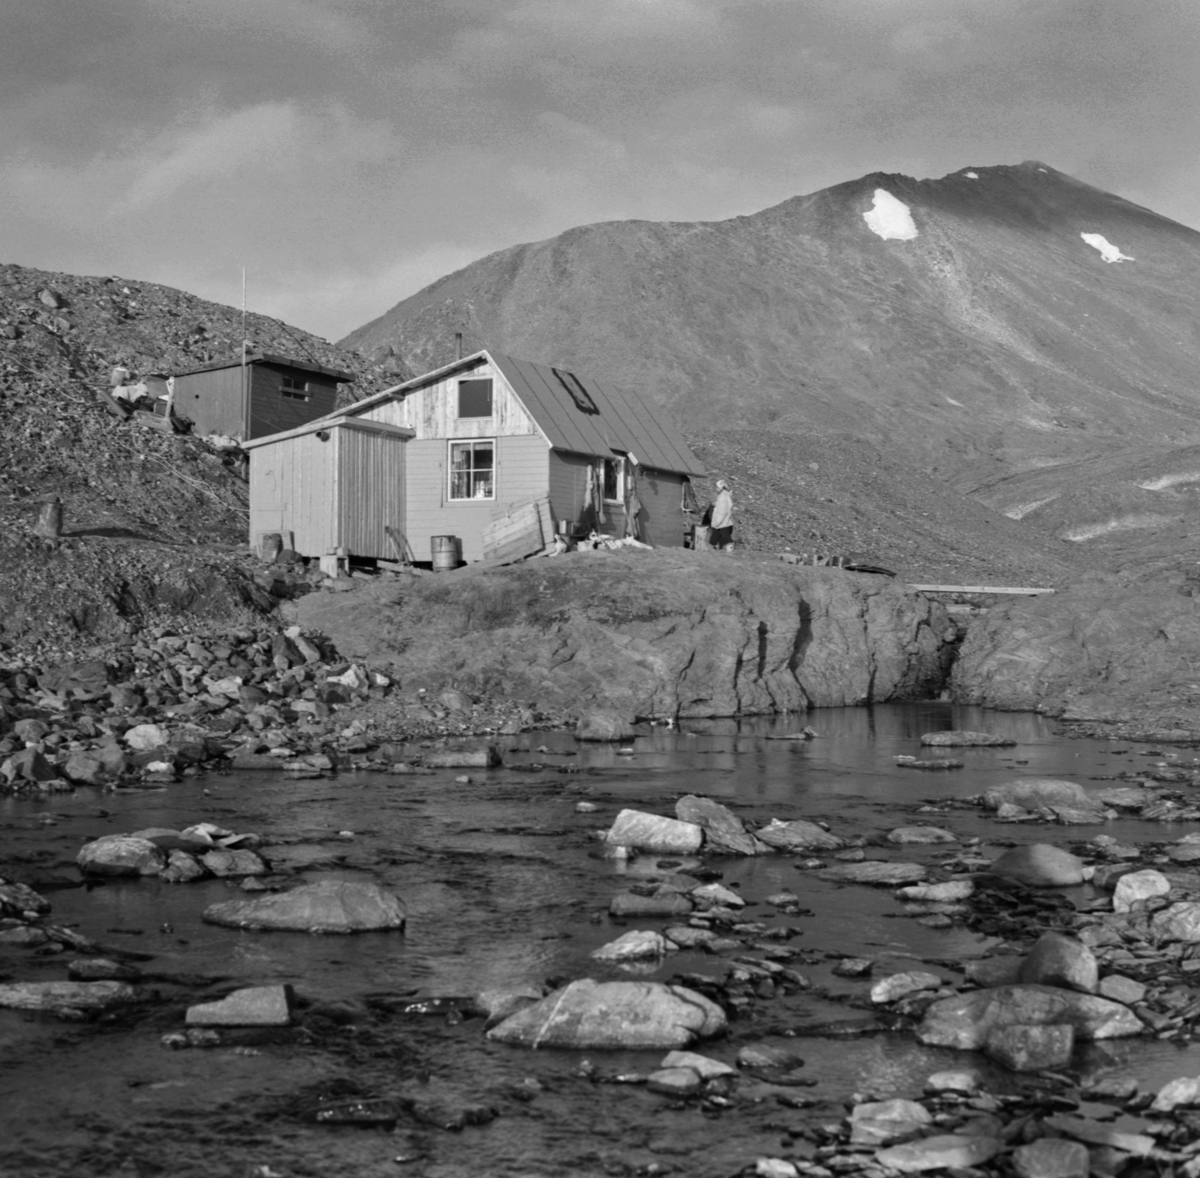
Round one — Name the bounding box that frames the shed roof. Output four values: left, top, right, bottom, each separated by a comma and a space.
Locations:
241, 415, 413, 451
336, 349, 704, 476
172, 352, 355, 382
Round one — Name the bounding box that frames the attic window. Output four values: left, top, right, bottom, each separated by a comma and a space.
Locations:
280, 375, 310, 401
457, 378, 493, 418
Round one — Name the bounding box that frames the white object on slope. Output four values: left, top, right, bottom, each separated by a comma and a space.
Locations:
863, 189, 918, 241
1080, 232, 1133, 263
964, 171, 979, 179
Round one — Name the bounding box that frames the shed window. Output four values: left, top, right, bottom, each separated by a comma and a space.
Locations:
280, 375, 310, 401
457, 378, 493, 418
603, 457, 624, 503
449, 439, 494, 500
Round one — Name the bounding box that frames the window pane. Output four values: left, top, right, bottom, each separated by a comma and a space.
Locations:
451, 471, 470, 498
475, 471, 493, 497
458, 379, 493, 418
474, 443, 494, 470
450, 444, 471, 471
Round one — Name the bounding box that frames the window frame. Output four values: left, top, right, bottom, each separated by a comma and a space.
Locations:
280, 374, 311, 402
456, 377, 494, 419
448, 438, 496, 502
602, 456, 625, 504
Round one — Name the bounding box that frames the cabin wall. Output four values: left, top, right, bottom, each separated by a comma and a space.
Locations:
405, 435, 550, 563
633, 468, 689, 548
248, 431, 338, 557
336, 427, 406, 559
359, 357, 539, 440
174, 367, 245, 437
547, 451, 594, 532
248, 364, 339, 440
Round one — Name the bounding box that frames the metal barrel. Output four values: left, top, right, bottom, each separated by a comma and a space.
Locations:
431, 535, 460, 572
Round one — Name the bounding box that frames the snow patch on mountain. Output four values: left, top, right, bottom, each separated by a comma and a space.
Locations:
863, 190, 918, 241
965, 172, 979, 179
1081, 233, 1133, 263
1004, 497, 1057, 521
1139, 471, 1200, 491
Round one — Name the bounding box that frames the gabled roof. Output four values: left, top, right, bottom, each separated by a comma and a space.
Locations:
241, 415, 413, 450
172, 352, 355, 382
335, 349, 705, 476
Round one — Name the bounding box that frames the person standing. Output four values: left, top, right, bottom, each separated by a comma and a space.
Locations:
709, 479, 733, 550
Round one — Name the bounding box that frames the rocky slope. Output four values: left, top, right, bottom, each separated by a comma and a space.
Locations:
342, 161, 1200, 496
296, 549, 956, 718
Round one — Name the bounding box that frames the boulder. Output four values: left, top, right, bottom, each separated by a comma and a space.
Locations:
984, 1023, 1075, 1071
875, 1134, 1000, 1174
1151, 1075, 1200, 1113
124, 723, 170, 751
609, 891, 693, 918
77, 835, 166, 877
691, 882, 744, 909
754, 818, 843, 851
849, 1098, 932, 1146
62, 752, 107, 786
575, 711, 636, 741
1, 748, 58, 786
186, 985, 294, 1026
819, 861, 927, 886
983, 778, 1098, 813
985, 844, 1085, 887
896, 880, 974, 902
921, 731, 1016, 747
964, 957, 1024, 987
675, 795, 759, 855
0, 880, 50, 919
1098, 974, 1146, 1004
870, 971, 944, 1004
916, 985, 1143, 1050
1011, 1138, 1089, 1178
605, 809, 703, 854
886, 826, 957, 844
486, 979, 726, 1049
202, 879, 407, 933
201, 849, 268, 877
1018, 933, 1098, 994
1150, 901, 1200, 943
1113, 869, 1171, 913
0, 980, 139, 1012
591, 930, 670, 961
659, 1050, 736, 1079
646, 1067, 703, 1097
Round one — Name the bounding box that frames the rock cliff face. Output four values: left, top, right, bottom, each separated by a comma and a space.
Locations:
951, 567, 1200, 729
297, 550, 955, 718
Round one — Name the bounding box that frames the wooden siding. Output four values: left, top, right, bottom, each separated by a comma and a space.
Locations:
547, 451, 594, 532
249, 429, 338, 556
359, 356, 541, 441
633, 467, 689, 548
405, 434, 550, 562
248, 363, 338, 440
174, 366, 245, 437
336, 426, 406, 558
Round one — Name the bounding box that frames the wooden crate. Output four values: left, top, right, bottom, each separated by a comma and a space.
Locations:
483, 497, 552, 563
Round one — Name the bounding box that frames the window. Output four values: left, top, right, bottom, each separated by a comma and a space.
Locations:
457, 378, 493, 418
603, 457, 624, 503
280, 375, 310, 401
449, 440, 495, 500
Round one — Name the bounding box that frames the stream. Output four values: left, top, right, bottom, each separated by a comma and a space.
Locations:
3, 702, 1199, 1177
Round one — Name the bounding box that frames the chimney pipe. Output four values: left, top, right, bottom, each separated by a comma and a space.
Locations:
455, 332, 463, 360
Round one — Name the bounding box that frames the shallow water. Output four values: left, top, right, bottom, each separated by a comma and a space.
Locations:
3, 702, 1199, 1177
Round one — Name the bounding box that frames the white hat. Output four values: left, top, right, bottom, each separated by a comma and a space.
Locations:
716, 479, 729, 490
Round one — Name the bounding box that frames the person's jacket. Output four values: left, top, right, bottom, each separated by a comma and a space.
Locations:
710, 489, 733, 530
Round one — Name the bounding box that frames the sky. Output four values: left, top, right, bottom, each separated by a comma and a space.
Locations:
3, 0, 1199, 343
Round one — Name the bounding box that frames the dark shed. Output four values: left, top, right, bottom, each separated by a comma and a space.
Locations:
170, 353, 353, 441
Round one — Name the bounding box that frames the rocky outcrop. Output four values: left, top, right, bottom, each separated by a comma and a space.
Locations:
298, 550, 955, 719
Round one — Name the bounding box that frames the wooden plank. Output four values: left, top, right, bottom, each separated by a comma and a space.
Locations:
908, 584, 1055, 596
385, 525, 414, 565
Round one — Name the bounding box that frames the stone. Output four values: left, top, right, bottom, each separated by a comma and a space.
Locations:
605, 809, 703, 854
0, 980, 138, 1012
12, 718, 49, 742
871, 971, 943, 1004
819, 861, 927, 886
986, 844, 1085, 887
591, 930, 670, 961
660, 1050, 736, 1079
924, 1069, 981, 1095
887, 826, 957, 844
985, 1022, 1075, 1071
737, 1043, 806, 1070
1150, 901, 1200, 943
437, 689, 474, 712
487, 979, 726, 1049
124, 723, 170, 751
203, 879, 407, 933
754, 818, 843, 851
575, 711, 635, 741
832, 957, 873, 977
1011, 1138, 1089, 1178
754, 1162, 798, 1178
1040, 1115, 1155, 1156
921, 731, 1016, 747
691, 882, 744, 908
1098, 974, 1146, 1004
896, 880, 974, 902
0, 926, 48, 946
424, 746, 500, 768
476, 985, 543, 1026
186, 985, 294, 1027
983, 778, 1098, 813
917, 985, 1143, 1050
0, 880, 50, 918
875, 1133, 1000, 1173
1018, 933, 1098, 994
1151, 1075, 1200, 1113
664, 926, 717, 949
849, 1098, 932, 1146
646, 1067, 703, 1097
67, 958, 142, 982
1112, 868, 1171, 913
77, 835, 166, 877
675, 795, 759, 855
609, 891, 693, 917
62, 752, 107, 786
201, 848, 268, 877
1, 748, 58, 785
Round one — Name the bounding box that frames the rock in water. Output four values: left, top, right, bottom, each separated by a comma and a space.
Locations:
921, 731, 1016, 747
886, 826, 957, 844
486, 979, 726, 1049
916, 985, 1143, 1050
754, 819, 843, 851
675, 795, 759, 855
985, 844, 1084, 887
1150, 901, 1200, 944
1011, 1138, 1089, 1178
819, 861, 927, 886
202, 879, 407, 933
605, 809, 703, 853
1018, 933, 1098, 994
985, 1023, 1075, 1071
0, 980, 139, 1012
1113, 869, 1171, 913
875, 1133, 1000, 1173
77, 835, 166, 877
187, 985, 294, 1026
575, 711, 635, 741
983, 778, 1097, 813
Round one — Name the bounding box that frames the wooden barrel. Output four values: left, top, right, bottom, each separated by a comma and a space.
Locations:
431, 535, 460, 572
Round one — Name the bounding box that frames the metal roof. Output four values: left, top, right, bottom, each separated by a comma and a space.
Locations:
172, 352, 355, 382
334, 349, 704, 477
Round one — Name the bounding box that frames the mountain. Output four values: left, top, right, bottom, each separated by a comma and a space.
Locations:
341, 161, 1200, 494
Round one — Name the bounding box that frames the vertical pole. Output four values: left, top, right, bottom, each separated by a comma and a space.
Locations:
241, 268, 250, 441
